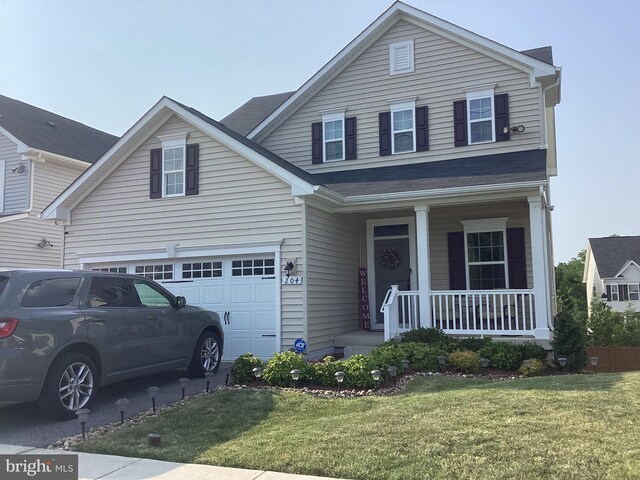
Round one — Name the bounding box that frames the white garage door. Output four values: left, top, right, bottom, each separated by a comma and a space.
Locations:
91, 256, 277, 360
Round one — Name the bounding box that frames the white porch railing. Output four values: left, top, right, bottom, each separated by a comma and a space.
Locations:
382, 286, 536, 340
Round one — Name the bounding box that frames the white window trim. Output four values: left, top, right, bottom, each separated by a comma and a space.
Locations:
461, 217, 509, 290
629, 284, 639, 301
390, 100, 416, 155
610, 284, 619, 301
0, 159, 5, 213
466, 88, 495, 145
158, 133, 188, 198
322, 111, 345, 162
389, 40, 414, 75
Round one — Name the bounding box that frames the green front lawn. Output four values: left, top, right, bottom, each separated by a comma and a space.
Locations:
76, 373, 640, 480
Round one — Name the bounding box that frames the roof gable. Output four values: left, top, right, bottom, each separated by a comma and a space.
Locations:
0, 94, 117, 163
588, 235, 640, 279
247, 1, 559, 141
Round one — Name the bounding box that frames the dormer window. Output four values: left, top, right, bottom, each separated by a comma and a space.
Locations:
322, 112, 345, 162
390, 40, 414, 75
149, 133, 199, 199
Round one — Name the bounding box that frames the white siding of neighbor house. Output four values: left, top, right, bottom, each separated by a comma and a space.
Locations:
0, 159, 84, 268
63, 114, 305, 351
0, 131, 30, 213
260, 19, 542, 172
305, 204, 360, 352
585, 250, 599, 311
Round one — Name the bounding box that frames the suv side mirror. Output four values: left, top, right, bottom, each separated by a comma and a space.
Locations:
175, 296, 187, 309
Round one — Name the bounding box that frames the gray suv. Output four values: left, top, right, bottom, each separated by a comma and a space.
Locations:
0, 269, 223, 418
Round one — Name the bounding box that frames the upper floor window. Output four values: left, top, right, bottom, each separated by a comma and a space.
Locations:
322, 112, 345, 162
150, 133, 199, 199
610, 284, 620, 301
467, 89, 495, 144
163, 145, 185, 196
389, 40, 414, 75
391, 101, 416, 154
630, 284, 640, 301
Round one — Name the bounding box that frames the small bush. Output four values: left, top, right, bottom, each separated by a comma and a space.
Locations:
410, 344, 449, 372
447, 350, 482, 374
519, 358, 546, 377
341, 354, 378, 389
518, 342, 548, 363
262, 351, 311, 387
478, 342, 522, 371
455, 336, 492, 353
309, 356, 342, 386
231, 353, 264, 384
589, 301, 640, 347
552, 310, 587, 372
370, 343, 408, 379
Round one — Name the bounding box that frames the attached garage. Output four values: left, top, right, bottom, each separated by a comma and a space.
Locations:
89, 251, 280, 361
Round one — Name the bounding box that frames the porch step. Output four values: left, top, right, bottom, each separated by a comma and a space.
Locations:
334, 331, 385, 348
344, 345, 378, 358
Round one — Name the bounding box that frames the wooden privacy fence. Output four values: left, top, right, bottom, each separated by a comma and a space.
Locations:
586, 346, 640, 373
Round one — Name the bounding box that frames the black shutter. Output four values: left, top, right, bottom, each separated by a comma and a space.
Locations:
453, 100, 467, 147
345, 116, 357, 160
620, 284, 629, 302
379, 111, 391, 156
311, 122, 323, 164
416, 106, 429, 152
507, 227, 527, 289
495, 94, 510, 142
448, 231, 467, 290
185, 143, 199, 196
606, 285, 611, 301
149, 148, 162, 199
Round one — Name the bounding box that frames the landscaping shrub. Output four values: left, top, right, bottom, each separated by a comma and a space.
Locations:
231, 353, 264, 383
551, 310, 587, 372
518, 358, 546, 377
447, 350, 482, 374
517, 342, 548, 363
455, 336, 492, 352
400, 327, 457, 352
410, 344, 449, 372
478, 342, 522, 371
309, 356, 342, 386
589, 301, 640, 346
369, 343, 408, 379
341, 354, 378, 389
262, 351, 312, 387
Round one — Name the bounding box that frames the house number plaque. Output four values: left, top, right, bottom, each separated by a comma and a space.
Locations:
282, 276, 303, 285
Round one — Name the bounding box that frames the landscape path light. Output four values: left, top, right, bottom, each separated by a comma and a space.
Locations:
371, 369, 382, 386
558, 356, 567, 372
590, 356, 599, 374
178, 377, 190, 400
480, 357, 490, 369
147, 386, 159, 414
335, 371, 345, 391
388, 366, 398, 384
76, 408, 90, 439
290, 369, 301, 388
437, 355, 446, 372
252, 366, 263, 379
115, 398, 130, 425
205, 371, 215, 393
401, 359, 410, 371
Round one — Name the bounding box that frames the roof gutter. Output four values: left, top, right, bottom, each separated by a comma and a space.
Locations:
22, 148, 91, 169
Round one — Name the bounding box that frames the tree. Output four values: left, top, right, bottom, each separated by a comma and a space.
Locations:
555, 250, 588, 319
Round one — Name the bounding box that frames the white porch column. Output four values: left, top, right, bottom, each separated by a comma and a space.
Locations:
415, 205, 432, 328
528, 195, 551, 340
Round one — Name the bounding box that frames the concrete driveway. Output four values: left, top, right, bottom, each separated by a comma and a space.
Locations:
0, 363, 232, 448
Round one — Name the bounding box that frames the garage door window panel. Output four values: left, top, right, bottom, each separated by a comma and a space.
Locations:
183, 261, 222, 279
135, 264, 173, 280
232, 259, 275, 277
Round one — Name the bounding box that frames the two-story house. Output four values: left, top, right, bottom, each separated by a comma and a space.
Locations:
0, 94, 117, 268
43, 2, 561, 360
584, 236, 640, 315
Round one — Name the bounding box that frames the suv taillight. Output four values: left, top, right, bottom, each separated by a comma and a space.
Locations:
0, 319, 19, 338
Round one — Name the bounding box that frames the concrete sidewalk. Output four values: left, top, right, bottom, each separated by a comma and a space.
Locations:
0, 444, 348, 480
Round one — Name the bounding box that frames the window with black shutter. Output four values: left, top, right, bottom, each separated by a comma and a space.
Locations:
149, 136, 199, 198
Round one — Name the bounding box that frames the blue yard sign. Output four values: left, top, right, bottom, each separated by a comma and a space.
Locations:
294, 338, 307, 353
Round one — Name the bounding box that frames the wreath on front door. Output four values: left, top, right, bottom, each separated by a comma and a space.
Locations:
380, 248, 401, 270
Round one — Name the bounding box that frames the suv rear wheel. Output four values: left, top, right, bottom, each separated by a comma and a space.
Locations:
38, 352, 98, 419
188, 331, 221, 377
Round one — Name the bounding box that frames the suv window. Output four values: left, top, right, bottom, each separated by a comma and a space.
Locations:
88, 277, 137, 308
131, 279, 173, 308
22, 278, 81, 307
0, 275, 8, 296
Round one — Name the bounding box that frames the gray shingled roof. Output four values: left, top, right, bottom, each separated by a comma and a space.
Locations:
314, 149, 547, 196
221, 92, 294, 136
520, 46, 554, 66
589, 236, 640, 278
0, 94, 118, 164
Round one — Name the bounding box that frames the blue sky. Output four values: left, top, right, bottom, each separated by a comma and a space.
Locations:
1, 0, 638, 263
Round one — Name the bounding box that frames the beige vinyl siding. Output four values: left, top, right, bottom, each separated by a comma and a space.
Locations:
64, 114, 305, 351
0, 160, 84, 268
428, 201, 532, 290
0, 132, 29, 213
261, 20, 542, 172
305, 205, 359, 352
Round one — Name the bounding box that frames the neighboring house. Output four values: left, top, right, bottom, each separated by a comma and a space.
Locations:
43, 2, 561, 360
584, 236, 640, 314
0, 94, 117, 268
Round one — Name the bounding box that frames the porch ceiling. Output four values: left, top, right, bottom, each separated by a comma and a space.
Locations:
314, 149, 546, 197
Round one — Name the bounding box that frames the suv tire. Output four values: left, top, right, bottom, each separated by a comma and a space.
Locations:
38, 352, 98, 420
188, 331, 221, 377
